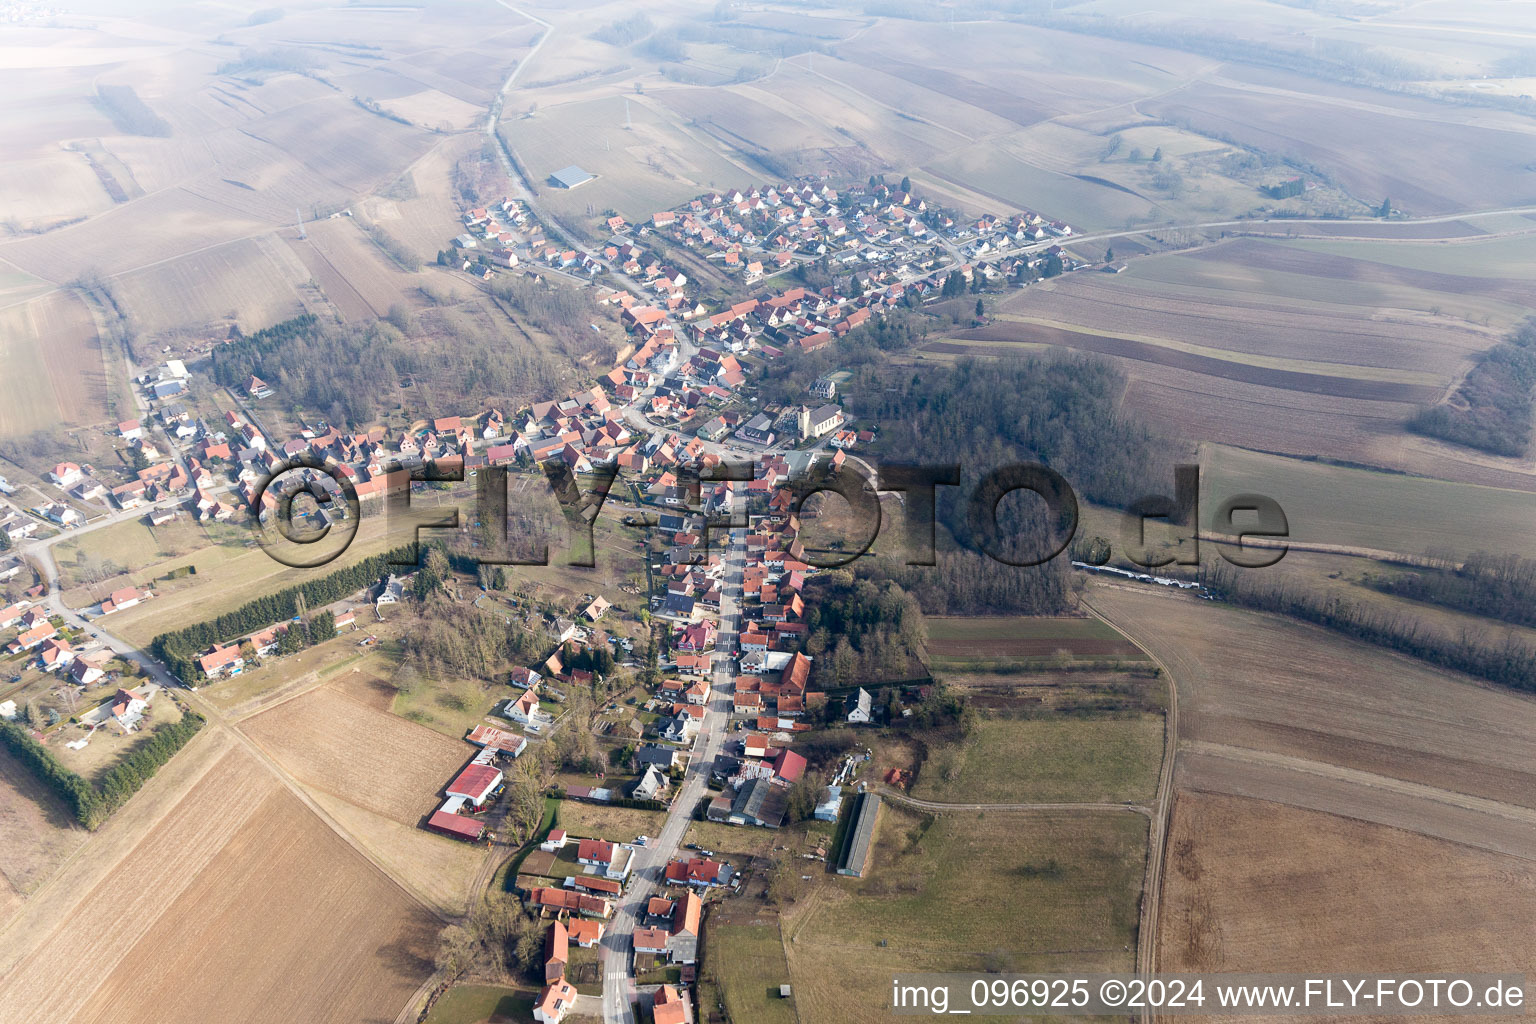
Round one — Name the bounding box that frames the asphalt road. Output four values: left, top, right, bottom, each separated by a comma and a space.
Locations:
599, 484, 744, 1024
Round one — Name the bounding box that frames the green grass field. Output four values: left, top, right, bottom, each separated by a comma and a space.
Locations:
1202, 443, 1536, 560
422, 985, 532, 1024
925, 615, 1148, 668
782, 808, 1145, 1023
912, 715, 1164, 805
706, 923, 798, 1024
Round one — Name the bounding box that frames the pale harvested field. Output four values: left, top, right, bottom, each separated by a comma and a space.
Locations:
1159, 793, 1536, 1023
1188, 237, 1533, 307
239, 685, 473, 826
0, 187, 273, 282
503, 94, 751, 225
1143, 66, 1536, 216
0, 289, 109, 438
1004, 270, 1490, 377
0, 747, 86, 900
1177, 748, 1536, 863
0, 152, 114, 228
288, 219, 417, 320
110, 234, 308, 336
0, 746, 281, 1024
1086, 586, 1536, 812
309, 788, 483, 916
66, 784, 436, 1024
240, 94, 439, 197
357, 134, 479, 267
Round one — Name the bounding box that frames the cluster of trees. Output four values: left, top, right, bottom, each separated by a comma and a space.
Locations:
803, 571, 927, 686
361, 223, 421, 269
754, 309, 930, 407
1409, 319, 1536, 457
1201, 561, 1536, 694
855, 353, 1165, 613
151, 545, 415, 682
258, 610, 335, 661
212, 311, 564, 429
94, 85, 171, 137
90, 712, 207, 828
0, 720, 96, 825
0, 710, 206, 830
591, 12, 654, 46
871, 548, 1071, 616
434, 891, 547, 983
1365, 551, 1536, 631
400, 598, 546, 682
216, 46, 317, 77
487, 275, 615, 367
502, 751, 552, 845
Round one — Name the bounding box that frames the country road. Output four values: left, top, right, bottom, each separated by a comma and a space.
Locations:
1081, 588, 1180, 1024
599, 482, 745, 1024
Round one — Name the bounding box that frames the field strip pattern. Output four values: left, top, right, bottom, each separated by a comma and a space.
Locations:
0, 749, 279, 1024
944, 322, 1440, 403
1180, 746, 1536, 862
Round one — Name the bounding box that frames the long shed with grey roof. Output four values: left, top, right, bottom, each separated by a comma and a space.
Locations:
837, 792, 881, 877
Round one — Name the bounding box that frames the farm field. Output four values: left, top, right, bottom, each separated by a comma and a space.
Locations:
912, 715, 1164, 805
1201, 442, 1536, 560
0, 289, 112, 440
238, 684, 472, 827
63, 781, 438, 1024
937, 236, 1536, 485
109, 235, 309, 337
0, 746, 87, 903
501, 94, 753, 230
1141, 66, 1536, 217
781, 807, 1145, 1024
1160, 793, 1536, 999
1086, 585, 1536, 814
927, 615, 1150, 663
705, 922, 797, 1024
928, 143, 1157, 232
308, 788, 484, 917
993, 268, 1491, 380
1281, 232, 1536, 278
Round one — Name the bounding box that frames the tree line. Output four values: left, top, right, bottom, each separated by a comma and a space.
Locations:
1364, 550, 1536, 632
151, 545, 416, 682
1409, 319, 1536, 457
1201, 561, 1536, 694
854, 351, 1169, 614
0, 710, 206, 830
212, 309, 565, 429
803, 570, 928, 687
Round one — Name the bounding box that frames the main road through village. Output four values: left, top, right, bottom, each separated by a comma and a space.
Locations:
600, 481, 745, 1024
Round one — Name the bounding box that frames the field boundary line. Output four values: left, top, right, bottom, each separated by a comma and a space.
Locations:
1187, 741, 1536, 827
1080, 590, 1177, 1024
878, 787, 1153, 817
216, 715, 453, 924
